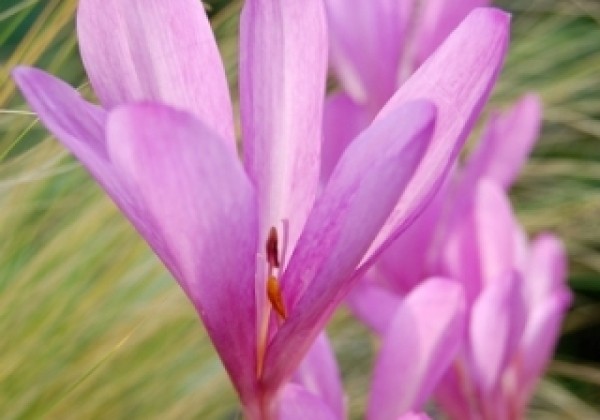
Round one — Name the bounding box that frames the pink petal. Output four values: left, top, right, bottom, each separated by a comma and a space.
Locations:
460, 94, 542, 190
263, 100, 436, 391
293, 333, 346, 419
363, 8, 510, 265
376, 183, 447, 295
412, 0, 490, 67
368, 279, 465, 420
439, 180, 516, 302
518, 290, 571, 398
11, 67, 139, 225
77, 0, 234, 144
469, 272, 526, 394
276, 384, 337, 420
524, 233, 568, 306
346, 278, 401, 336
106, 103, 258, 402
325, 0, 415, 109
321, 92, 369, 183
240, 0, 327, 258
398, 413, 432, 420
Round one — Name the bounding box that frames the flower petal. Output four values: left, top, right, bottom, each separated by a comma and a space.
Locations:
263, 100, 436, 391
11, 67, 138, 223
321, 92, 369, 183
363, 8, 510, 265
412, 0, 490, 67
438, 180, 516, 302
325, 0, 415, 109
106, 103, 258, 402
346, 277, 401, 336
276, 384, 337, 420
469, 272, 526, 393
368, 279, 465, 420
460, 94, 542, 190
240, 0, 327, 257
525, 233, 568, 305
293, 333, 346, 419
77, 0, 234, 143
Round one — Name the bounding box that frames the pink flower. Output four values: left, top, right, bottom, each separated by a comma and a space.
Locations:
13, 0, 508, 418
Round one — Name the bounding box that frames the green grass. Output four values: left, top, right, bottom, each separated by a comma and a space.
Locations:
1, 0, 599, 418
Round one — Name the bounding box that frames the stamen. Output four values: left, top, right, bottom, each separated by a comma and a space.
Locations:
266, 226, 280, 268
267, 275, 287, 320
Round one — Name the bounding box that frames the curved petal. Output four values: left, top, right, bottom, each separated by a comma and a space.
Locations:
11, 67, 140, 225
240, 0, 327, 258
460, 94, 542, 191
469, 272, 526, 394
321, 92, 369, 183
263, 100, 436, 391
346, 278, 401, 336
438, 180, 516, 303
293, 333, 346, 419
412, 0, 490, 67
325, 0, 415, 109
276, 384, 338, 420
77, 0, 234, 144
368, 279, 465, 420
106, 103, 258, 402
363, 8, 510, 265
525, 233, 568, 306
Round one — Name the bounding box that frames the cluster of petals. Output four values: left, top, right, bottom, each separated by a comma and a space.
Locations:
322, 1, 571, 419
12, 0, 568, 418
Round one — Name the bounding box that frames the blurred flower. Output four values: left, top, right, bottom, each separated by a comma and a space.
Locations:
368, 279, 466, 420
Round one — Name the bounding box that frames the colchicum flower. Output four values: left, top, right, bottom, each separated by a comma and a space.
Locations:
14, 0, 507, 418
323, 2, 570, 418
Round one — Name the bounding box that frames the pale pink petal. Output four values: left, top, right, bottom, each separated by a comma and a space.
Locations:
518, 290, 571, 398
368, 279, 465, 420
364, 8, 510, 265
106, 103, 258, 402
525, 233, 568, 306
469, 272, 526, 394
346, 278, 401, 336
460, 94, 542, 191
325, 0, 415, 109
293, 333, 346, 419
412, 0, 490, 67
376, 183, 447, 295
439, 180, 516, 302
263, 101, 436, 391
11, 67, 141, 228
276, 384, 337, 420
77, 0, 234, 144
240, 0, 327, 258
321, 92, 369, 183
397, 413, 432, 420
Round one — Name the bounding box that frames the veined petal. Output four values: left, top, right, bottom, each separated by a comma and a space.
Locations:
321, 93, 369, 183
263, 100, 436, 391
293, 333, 346, 419
11, 67, 139, 225
77, 0, 234, 144
460, 94, 542, 191
368, 279, 465, 420
325, 0, 415, 109
106, 103, 258, 402
412, 0, 490, 67
240, 0, 327, 258
363, 8, 510, 265
276, 384, 338, 420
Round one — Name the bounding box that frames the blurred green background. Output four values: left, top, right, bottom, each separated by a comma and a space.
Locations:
0, 0, 599, 418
